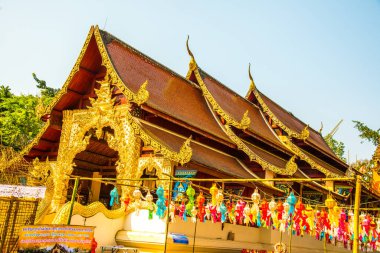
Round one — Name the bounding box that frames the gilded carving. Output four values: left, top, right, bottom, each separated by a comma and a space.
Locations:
50, 73, 191, 216
247, 64, 309, 141
44, 27, 94, 116
93, 26, 149, 106
137, 157, 173, 190
279, 136, 337, 177
186, 38, 251, 130
224, 125, 297, 175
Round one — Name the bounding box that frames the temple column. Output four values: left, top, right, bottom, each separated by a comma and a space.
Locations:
265, 170, 275, 187
325, 181, 334, 191
91, 172, 101, 202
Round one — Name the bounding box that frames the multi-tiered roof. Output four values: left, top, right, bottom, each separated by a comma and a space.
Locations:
22, 26, 350, 198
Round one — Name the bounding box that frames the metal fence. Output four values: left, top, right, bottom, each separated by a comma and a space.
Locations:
0, 197, 39, 253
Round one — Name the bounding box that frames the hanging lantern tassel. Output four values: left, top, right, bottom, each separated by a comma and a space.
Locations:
251, 188, 261, 226
196, 191, 206, 222
286, 191, 297, 217
179, 201, 186, 221
186, 184, 195, 216
210, 183, 218, 206
110, 187, 119, 207
244, 203, 251, 226
269, 198, 278, 229
155, 186, 167, 219
220, 202, 227, 223
169, 201, 176, 223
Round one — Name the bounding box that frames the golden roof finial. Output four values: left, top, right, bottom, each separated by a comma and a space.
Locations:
248, 63, 256, 91
186, 35, 197, 71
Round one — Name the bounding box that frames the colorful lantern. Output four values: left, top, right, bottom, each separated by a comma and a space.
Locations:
155, 186, 166, 219
197, 191, 206, 222
325, 194, 336, 210
210, 183, 218, 206
286, 192, 297, 217
109, 187, 119, 207
186, 184, 195, 216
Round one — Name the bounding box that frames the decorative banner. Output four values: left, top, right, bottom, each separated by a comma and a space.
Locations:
18, 225, 95, 252
0, 184, 46, 198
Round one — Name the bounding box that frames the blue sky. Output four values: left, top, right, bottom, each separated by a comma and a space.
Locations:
0, 1, 379, 161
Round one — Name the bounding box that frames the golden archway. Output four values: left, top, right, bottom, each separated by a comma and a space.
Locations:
51, 75, 141, 211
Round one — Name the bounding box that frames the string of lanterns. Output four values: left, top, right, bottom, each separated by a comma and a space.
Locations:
109, 183, 379, 252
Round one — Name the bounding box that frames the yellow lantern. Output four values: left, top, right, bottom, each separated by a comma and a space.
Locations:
324, 194, 336, 210
304, 204, 313, 217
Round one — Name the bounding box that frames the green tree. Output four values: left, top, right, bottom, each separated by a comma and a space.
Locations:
353, 120, 380, 146
324, 137, 346, 161
0, 85, 12, 100
0, 91, 42, 150
322, 120, 346, 161
0, 75, 59, 150
32, 73, 59, 97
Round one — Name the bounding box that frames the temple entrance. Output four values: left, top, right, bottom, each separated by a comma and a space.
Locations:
67, 127, 120, 208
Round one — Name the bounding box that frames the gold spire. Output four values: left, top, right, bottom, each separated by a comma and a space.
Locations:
186, 35, 197, 72
186, 36, 250, 130
248, 63, 256, 91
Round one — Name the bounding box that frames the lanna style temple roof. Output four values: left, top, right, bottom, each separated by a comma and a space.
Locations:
22, 25, 355, 218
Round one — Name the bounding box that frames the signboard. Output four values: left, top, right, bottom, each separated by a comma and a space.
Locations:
19, 225, 95, 253
0, 184, 46, 199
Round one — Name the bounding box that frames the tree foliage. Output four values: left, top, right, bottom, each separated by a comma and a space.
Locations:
0, 86, 42, 150
353, 120, 380, 146
0, 75, 58, 151
32, 73, 59, 97
324, 136, 346, 162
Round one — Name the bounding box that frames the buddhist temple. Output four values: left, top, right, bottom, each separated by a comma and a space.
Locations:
13, 26, 380, 253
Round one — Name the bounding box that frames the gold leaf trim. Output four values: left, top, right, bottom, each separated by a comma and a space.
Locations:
247, 65, 309, 140
186, 39, 250, 130
94, 26, 149, 105
279, 136, 338, 177
193, 67, 250, 129
52, 200, 161, 224
44, 27, 95, 115
52, 201, 126, 224
129, 114, 192, 165
225, 125, 297, 175
253, 89, 309, 140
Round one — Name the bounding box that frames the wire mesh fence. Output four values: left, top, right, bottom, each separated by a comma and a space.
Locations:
0, 198, 39, 253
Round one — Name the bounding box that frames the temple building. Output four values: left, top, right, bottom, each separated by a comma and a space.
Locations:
18, 26, 379, 253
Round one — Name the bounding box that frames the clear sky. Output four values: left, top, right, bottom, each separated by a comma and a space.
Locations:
0, 1, 379, 161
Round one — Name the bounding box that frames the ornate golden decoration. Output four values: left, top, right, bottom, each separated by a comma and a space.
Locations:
186, 37, 251, 130
44, 26, 149, 118
129, 117, 193, 165
29, 158, 52, 185
247, 64, 309, 141
136, 157, 173, 190
50, 73, 191, 212
285, 155, 298, 174
44, 27, 94, 116
52, 201, 126, 224
93, 26, 149, 106
224, 125, 297, 175
279, 136, 337, 177
35, 176, 55, 223
52, 198, 159, 224
35, 97, 46, 119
